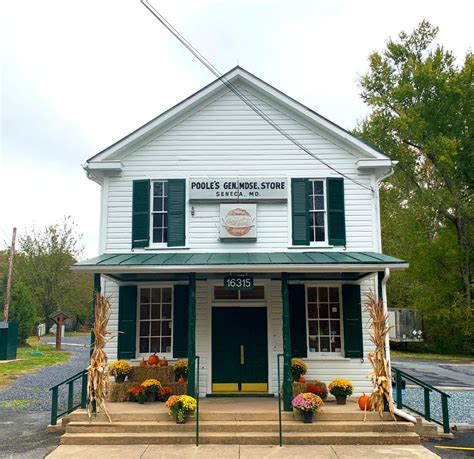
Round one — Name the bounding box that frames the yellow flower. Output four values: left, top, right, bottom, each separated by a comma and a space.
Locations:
328, 379, 354, 396
108, 360, 132, 376
180, 395, 197, 412
141, 379, 161, 389
291, 359, 307, 375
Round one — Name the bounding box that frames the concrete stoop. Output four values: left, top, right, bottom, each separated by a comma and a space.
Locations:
60, 409, 421, 446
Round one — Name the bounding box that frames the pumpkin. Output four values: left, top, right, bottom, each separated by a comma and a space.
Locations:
358, 393, 371, 411
159, 357, 168, 367
148, 353, 159, 366
139, 358, 147, 367
178, 376, 186, 384
298, 376, 306, 383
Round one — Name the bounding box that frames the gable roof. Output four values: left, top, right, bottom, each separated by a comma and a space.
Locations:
86, 66, 390, 165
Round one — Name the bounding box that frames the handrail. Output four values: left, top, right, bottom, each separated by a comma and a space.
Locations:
392, 366, 451, 433
277, 353, 284, 447
49, 369, 88, 426
194, 355, 200, 447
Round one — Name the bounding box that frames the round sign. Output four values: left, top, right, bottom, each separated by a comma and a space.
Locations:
223, 207, 254, 237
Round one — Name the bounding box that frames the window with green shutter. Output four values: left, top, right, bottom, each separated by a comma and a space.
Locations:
291, 178, 310, 245
342, 284, 363, 358
132, 180, 150, 248
167, 179, 186, 247
289, 284, 307, 358
117, 286, 138, 359
173, 284, 189, 358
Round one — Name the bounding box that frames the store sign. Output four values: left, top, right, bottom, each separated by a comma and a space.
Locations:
220, 204, 256, 240
189, 177, 287, 201
224, 275, 254, 290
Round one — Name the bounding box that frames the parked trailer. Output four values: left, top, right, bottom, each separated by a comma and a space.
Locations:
388, 308, 423, 342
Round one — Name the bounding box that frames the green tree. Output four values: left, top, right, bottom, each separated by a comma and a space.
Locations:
356, 21, 473, 352
17, 218, 92, 328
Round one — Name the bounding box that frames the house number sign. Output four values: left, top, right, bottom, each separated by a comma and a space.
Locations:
223, 275, 254, 291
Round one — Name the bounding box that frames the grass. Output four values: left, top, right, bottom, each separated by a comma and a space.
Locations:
44, 331, 91, 338
0, 338, 71, 388
1, 399, 30, 408
391, 350, 474, 362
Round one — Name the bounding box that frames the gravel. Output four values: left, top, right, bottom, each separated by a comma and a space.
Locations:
0, 336, 90, 412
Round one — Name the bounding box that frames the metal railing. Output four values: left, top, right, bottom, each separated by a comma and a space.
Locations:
392, 366, 451, 433
194, 355, 200, 446
277, 353, 284, 447
49, 369, 88, 426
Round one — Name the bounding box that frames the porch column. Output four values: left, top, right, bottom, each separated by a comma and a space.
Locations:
187, 273, 196, 396
90, 273, 101, 356
281, 273, 292, 411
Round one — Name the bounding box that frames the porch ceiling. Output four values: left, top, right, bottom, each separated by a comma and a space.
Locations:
72, 251, 408, 276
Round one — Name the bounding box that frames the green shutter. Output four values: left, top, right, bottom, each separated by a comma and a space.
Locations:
342, 284, 363, 358
117, 286, 137, 359
168, 179, 186, 247
132, 180, 150, 248
172, 284, 189, 358
291, 178, 310, 245
289, 284, 307, 358
327, 177, 346, 246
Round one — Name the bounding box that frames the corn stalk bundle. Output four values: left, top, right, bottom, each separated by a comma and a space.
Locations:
365, 291, 396, 421
87, 292, 112, 422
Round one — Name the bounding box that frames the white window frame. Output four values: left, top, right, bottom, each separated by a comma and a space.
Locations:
149, 180, 168, 247
308, 179, 328, 246
136, 284, 174, 359
305, 283, 344, 357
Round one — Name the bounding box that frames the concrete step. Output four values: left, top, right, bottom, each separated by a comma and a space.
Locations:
66, 420, 415, 434
60, 431, 420, 446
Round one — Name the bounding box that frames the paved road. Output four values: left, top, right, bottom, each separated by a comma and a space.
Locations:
392, 357, 474, 389
0, 336, 90, 458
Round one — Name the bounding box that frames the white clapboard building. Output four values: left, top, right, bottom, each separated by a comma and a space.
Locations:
74, 67, 407, 407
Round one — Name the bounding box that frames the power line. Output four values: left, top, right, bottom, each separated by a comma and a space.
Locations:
140, 0, 374, 193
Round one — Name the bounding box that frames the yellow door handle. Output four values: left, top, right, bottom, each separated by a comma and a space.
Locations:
240, 345, 244, 365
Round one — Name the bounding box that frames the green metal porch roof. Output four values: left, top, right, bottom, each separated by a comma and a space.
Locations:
73, 251, 407, 273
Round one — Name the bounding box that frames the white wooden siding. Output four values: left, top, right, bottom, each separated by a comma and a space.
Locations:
105, 85, 375, 253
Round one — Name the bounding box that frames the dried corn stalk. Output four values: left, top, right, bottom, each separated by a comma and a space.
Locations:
87, 292, 112, 422
365, 291, 396, 421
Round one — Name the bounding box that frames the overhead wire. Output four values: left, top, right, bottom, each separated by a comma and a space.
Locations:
140, 0, 374, 192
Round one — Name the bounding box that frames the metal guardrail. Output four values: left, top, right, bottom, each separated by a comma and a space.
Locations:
194, 355, 200, 446
49, 369, 88, 426
277, 353, 284, 447
392, 366, 451, 433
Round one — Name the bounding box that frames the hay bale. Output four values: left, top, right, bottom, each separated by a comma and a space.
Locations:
292, 380, 328, 398
129, 366, 175, 384
108, 381, 135, 402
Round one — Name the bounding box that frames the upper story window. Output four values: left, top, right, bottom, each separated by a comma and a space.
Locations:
152, 181, 168, 244
309, 179, 326, 243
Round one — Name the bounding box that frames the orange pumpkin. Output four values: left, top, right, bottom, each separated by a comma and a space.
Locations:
148, 353, 159, 366
298, 376, 306, 383
159, 357, 168, 367
178, 376, 186, 384
139, 358, 147, 367
358, 393, 371, 411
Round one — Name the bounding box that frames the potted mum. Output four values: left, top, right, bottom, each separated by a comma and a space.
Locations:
127, 385, 146, 404
173, 360, 188, 383
329, 379, 354, 405
165, 394, 197, 423
291, 392, 324, 423
306, 382, 328, 400
108, 360, 132, 383
157, 385, 173, 402
141, 379, 162, 402
291, 359, 307, 382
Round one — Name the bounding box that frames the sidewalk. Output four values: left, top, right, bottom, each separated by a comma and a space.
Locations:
47, 444, 439, 458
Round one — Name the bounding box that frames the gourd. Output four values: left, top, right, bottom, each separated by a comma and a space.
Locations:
139, 358, 147, 367
159, 357, 168, 367
358, 393, 371, 411
178, 376, 186, 384
298, 376, 306, 383
148, 353, 159, 366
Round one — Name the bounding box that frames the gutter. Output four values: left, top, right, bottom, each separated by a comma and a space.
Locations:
381, 267, 417, 424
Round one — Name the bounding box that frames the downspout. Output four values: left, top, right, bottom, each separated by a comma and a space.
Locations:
381, 267, 417, 424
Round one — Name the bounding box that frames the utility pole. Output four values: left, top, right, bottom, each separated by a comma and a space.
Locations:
3, 228, 17, 322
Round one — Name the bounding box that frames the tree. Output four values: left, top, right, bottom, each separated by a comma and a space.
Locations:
356, 21, 473, 352
17, 218, 92, 328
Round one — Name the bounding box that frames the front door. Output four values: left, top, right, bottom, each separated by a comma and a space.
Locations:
212, 307, 268, 393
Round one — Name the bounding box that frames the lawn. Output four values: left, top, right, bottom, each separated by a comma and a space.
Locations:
391, 350, 474, 362
0, 338, 71, 388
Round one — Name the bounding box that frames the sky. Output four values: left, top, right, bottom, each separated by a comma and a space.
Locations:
1, 0, 473, 259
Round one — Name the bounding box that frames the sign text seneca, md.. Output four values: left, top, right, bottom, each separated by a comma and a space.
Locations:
189, 178, 287, 201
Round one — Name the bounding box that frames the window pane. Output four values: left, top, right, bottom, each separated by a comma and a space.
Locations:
309, 212, 316, 227
307, 303, 318, 319
139, 338, 149, 354
162, 182, 168, 196
163, 228, 168, 242
162, 320, 172, 336
240, 286, 265, 299
153, 198, 163, 212
308, 320, 318, 335
310, 227, 316, 242
151, 304, 160, 319
320, 320, 330, 335
313, 181, 323, 195
150, 338, 160, 353
150, 321, 160, 336
140, 304, 150, 320
140, 288, 150, 303
315, 212, 324, 226
331, 336, 342, 352
315, 195, 324, 210
154, 182, 164, 196
319, 288, 328, 302
162, 288, 171, 303
307, 288, 317, 302
330, 320, 340, 336
214, 287, 238, 300
308, 336, 319, 352
162, 303, 172, 320
329, 288, 339, 302
153, 228, 164, 243
163, 197, 168, 212
153, 213, 164, 227
320, 336, 330, 352
161, 337, 172, 353
315, 227, 325, 241
139, 321, 149, 337
330, 303, 340, 318
318, 304, 329, 319
151, 288, 161, 303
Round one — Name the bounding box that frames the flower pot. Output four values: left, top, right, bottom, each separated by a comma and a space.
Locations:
115, 374, 126, 383
176, 417, 186, 424
138, 397, 145, 404
335, 395, 347, 405
146, 392, 156, 402
300, 411, 314, 423
292, 374, 300, 382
